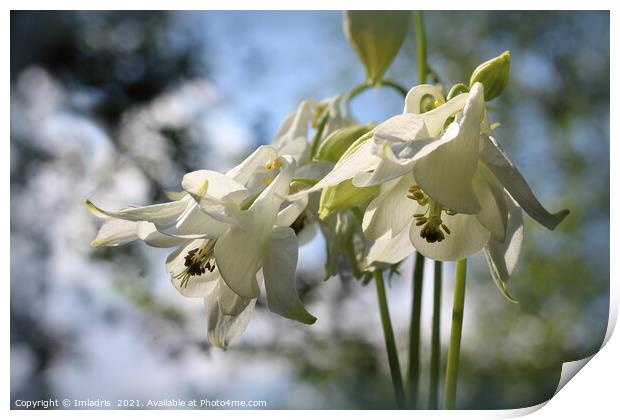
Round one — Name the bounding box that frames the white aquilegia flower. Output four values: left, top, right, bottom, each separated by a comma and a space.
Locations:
271, 99, 317, 164
89, 148, 314, 347
297, 82, 568, 300
180, 155, 315, 321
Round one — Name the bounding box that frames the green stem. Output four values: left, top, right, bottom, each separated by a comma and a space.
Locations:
374, 270, 407, 409
446, 83, 469, 100
381, 79, 408, 97
344, 79, 408, 103
429, 261, 443, 409
413, 11, 428, 85
344, 81, 371, 102
406, 252, 425, 408
309, 112, 329, 158
443, 259, 467, 410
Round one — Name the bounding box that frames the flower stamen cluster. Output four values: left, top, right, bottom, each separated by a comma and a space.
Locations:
175, 240, 217, 288
408, 184, 454, 243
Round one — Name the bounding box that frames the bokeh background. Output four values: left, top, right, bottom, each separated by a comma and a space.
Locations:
10, 11, 609, 409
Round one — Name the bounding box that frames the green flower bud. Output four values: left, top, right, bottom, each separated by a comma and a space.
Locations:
469, 50, 510, 101
318, 179, 379, 220
344, 11, 409, 85
314, 123, 375, 163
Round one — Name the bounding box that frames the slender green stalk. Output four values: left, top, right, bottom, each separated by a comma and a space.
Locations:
344, 81, 371, 102
429, 261, 443, 409
374, 270, 407, 409
309, 112, 329, 158
406, 252, 425, 408
443, 259, 467, 410
344, 79, 408, 103
381, 79, 408, 97
413, 11, 428, 85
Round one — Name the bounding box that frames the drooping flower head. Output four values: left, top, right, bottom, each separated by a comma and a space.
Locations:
294, 82, 568, 301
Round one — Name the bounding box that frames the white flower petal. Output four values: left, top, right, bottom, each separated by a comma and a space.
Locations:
277, 136, 308, 163
366, 221, 415, 265
271, 100, 315, 161
378, 137, 436, 165
216, 279, 252, 316
225, 145, 279, 185
170, 201, 229, 238
296, 139, 380, 197
276, 195, 309, 228
166, 240, 220, 298
480, 134, 569, 230
272, 100, 315, 145
205, 293, 256, 349
409, 204, 491, 261
373, 113, 429, 146
197, 201, 245, 229
249, 156, 296, 226
472, 170, 507, 243
181, 170, 250, 206
419, 92, 468, 137
262, 226, 316, 324
90, 219, 138, 247
363, 174, 416, 241
322, 96, 356, 139
413, 84, 485, 214
483, 194, 524, 303
86, 198, 188, 227
136, 222, 185, 248
214, 216, 263, 299
404, 84, 444, 114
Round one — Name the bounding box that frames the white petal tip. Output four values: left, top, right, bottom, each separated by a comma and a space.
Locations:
85, 199, 106, 218
208, 337, 227, 350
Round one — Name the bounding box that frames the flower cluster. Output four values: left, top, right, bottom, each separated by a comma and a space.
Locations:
300, 82, 568, 300
89, 63, 568, 348
88, 97, 354, 347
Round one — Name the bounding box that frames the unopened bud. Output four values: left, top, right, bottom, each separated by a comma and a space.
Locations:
344, 11, 409, 85
318, 179, 379, 220
314, 123, 375, 163
469, 50, 510, 101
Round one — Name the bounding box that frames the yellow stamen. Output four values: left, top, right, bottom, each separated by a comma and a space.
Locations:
406, 184, 457, 244
265, 158, 283, 171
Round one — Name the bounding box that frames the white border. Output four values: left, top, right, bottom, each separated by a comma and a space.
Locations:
4, 3, 616, 418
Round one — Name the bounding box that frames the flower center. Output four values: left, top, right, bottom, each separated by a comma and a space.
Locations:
265, 157, 283, 171
174, 240, 217, 288
407, 184, 456, 244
